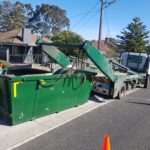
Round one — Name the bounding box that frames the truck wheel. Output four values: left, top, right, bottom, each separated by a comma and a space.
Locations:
144, 75, 149, 88
127, 83, 132, 91
117, 86, 126, 99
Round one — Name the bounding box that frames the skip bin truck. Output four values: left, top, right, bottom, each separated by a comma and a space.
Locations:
91, 45, 150, 99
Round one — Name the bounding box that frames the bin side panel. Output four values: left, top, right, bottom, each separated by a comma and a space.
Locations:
57, 77, 82, 111
0, 73, 93, 125
32, 75, 86, 119
78, 76, 93, 105
11, 81, 37, 125
0, 77, 12, 123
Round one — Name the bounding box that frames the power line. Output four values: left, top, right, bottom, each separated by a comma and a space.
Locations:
104, 0, 117, 8
74, 10, 100, 31
73, 1, 113, 33
69, 9, 101, 18
72, 1, 100, 29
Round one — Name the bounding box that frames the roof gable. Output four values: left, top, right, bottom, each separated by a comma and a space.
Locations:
0, 28, 51, 46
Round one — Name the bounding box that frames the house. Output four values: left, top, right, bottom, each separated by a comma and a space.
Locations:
91, 37, 117, 52
0, 28, 51, 64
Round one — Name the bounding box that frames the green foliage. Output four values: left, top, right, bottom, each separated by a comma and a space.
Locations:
117, 17, 149, 53
24, 3, 33, 28
0, 1, 70, 35
147, 45, 150, 53
51, 30, 84, 56
0, 0, 12, 32
29, 4, 70, 35
105, 48, 117, 59
0, 0, 26, 32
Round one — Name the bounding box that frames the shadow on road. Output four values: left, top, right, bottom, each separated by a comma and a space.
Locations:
89, 91, 111, 103
126, 101, 150, 106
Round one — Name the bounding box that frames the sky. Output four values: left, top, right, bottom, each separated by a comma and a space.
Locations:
10, 0, 150, 40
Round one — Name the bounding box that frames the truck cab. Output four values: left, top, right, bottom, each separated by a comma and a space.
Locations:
121, 52, 150, 74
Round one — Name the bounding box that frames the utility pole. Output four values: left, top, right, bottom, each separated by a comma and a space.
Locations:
98, 0, 117, 50
98, 0, 104, 50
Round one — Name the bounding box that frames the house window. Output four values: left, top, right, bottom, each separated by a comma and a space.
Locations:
12, 46, 18, 55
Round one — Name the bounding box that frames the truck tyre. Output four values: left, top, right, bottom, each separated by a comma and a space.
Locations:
126, 83, 132, 91
117, 86, 126, 99
131, 83, 136, 89
144, 75, 149, 88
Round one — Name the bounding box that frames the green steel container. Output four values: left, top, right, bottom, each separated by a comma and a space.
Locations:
0, 71, 94, 125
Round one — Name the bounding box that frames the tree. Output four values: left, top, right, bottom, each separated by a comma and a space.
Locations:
24, 3, 34, 28
0, 0, 12, 32
29, 4, 70, 35
0, 0, 26, 32
9, 2, 26, 30
51, 30, 84, 56
147, 45, 150, 53
0, 2, 69, 35
117, 17, 149, 52
0, 4, 3, 32
105, 48, 117, 59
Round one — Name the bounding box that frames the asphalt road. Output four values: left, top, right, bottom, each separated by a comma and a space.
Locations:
14, 85, 150, 150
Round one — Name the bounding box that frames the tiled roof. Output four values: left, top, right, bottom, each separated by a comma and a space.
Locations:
0, 29, 52, 46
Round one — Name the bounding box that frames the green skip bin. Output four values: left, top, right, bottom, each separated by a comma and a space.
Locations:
0, 71, 94, 125
0, 41, 96, 125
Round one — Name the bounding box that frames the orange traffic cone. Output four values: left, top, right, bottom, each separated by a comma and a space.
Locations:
102, 135, 111, 150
